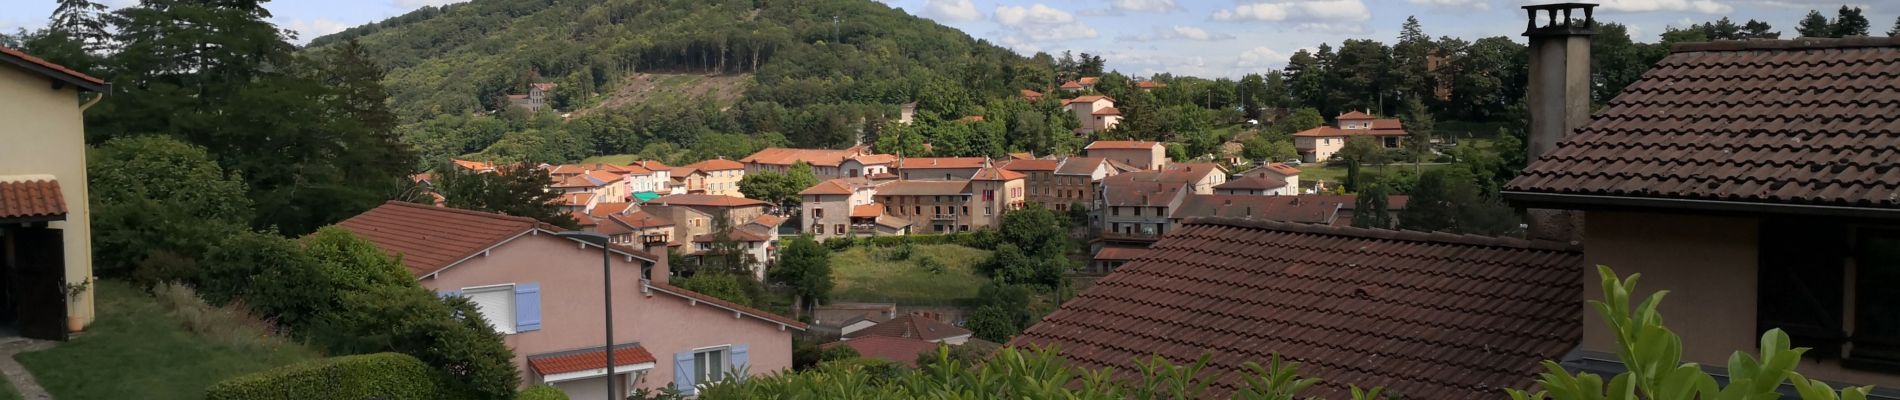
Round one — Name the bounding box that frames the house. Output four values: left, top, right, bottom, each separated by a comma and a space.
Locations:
1020, 89, 1042, 103
1059, 76, 1099, 92
620, 165, 669, 198
1298, 194, 1408, 228
839, 154, 896, 179
1015, 218, 1583, 398
552, 170, 631, 203
997, 159, 1063, 209
1218, 163, 1302, 196
1051, 157, 1138, 218
1095, 163, 1227, 239
595, 210, 675, 248
554, 192, 600, 215
813, 303, 898, 334
453, 158, 498, 173
509, 82, 558, 113
1084, 140, 1167, 170
848, 204, 910, 237
820, 336, 940, 367
1292, 111, 1407, 163
1502, 25, 1900, 388
874, 166, 1024, 233
1086, 246, 1147, 273
843, 315, 973, 345
1064, 96, 1121, 135
336, 202, 803, 398
1134, 80, 1166, 91
676, 159, 745, 197
893, 157, 986, 181
799, 178, 880, 241
898, 102, 917, 125
641, 194, 770, 241
688, 225, 777, 281
0, 46, 108, 340
738, 146, 871, 180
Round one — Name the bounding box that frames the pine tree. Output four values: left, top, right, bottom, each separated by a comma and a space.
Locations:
1393, 16, 1434, 104
1351, 184, 1394, 229
49, 0, 111, 50
1890, 16, 1900, 36
1833, 6, 1871, 37
1797, 10, 1832, 37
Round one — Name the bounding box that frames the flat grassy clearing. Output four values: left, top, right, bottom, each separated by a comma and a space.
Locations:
0, 377, 18, 400
580, 154, 639, 164
17, 281, 321, 399
1301, 162, 1450, 190
829, 244, 992, 306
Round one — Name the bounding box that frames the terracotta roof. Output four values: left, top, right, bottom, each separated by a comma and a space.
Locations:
1008, 152, 1036, 160
336, 201, 545, 276
590, 202, 635, 218
849, 154, 898, 165
556, 192, 596, 206
1063, 95, 1113, 106
0, 45, 106, 91
875, 181, 970, 196
1091, 107, 1122, 116
799, 180, 854, 196
899, 157, 987, 169
1336, 110, 1376, 120
530, 82, 558, 92
647, 282, 807, 328
1212, 175, 1288, 190
1303, 194, 1411, 210
0, 177, 66, 220
630, 160, 671, 171
844, 315, 972, 342
823, 336, 941, 368
751, 214, 786, 229
1078, 77, 1099, 85
1135, 80, 1166, 89
1055, 157, 1109, 175
1021, 89, 1043, 100
1013, 218, 1584, 399
649, 194, 769, 208
999, 159, 1060, 172
568, 211, 594, 226
526, 343, 656, 375
1291, 126, 1408, 137
668, 167, 700, 178
1060, 81, 1084, 89
610, 211, 674, 229
851, 204, 884, 218
552, 171, 622, 188
1171, 194, 1342, 224
1371, 119, 1403, 130
740, 148, 862, 167
1262, 162, 1302, 176
451, 159, 496, 172
1086, 140, 1163, 150
1506, 37, 1900, 212
970, 167, 1026, 181
683, 158, 744, 171
1091, 246, 1148, 261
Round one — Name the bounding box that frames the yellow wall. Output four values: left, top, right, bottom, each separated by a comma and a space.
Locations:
0, 66, 95, 326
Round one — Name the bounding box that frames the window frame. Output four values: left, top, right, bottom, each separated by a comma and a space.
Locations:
461, 284, 518, 335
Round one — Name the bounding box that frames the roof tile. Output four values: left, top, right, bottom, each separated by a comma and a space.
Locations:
0, 178, 65, 220
527, 344, 657, 375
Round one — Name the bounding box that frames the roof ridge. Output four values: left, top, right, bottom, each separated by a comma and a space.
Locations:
379, 200, 543, 225
1670, 36, 1900, 53
1180, 217, 1579, 252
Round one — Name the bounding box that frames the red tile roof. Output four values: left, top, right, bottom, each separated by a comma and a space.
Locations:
1091, 107, 1122, 116
1171, 194, 1342, 224
1013, 218, 1584, 399
823, 336, 942, 368
970, 167, 1025, 181
1506, 37, 1900, 212
844, 315, 972, 342
1336, 110, 1376, 120
649, 194, 769, 208
1291, 126, 1408, 137
899, 157, 987, 169
1021, 89, 1043, 101
683, 158, 745, 171
0, 178, 66, 220
1135, 80, 1166, 89
1078, 77, 1099, 85
851, 203, 884, 218
451, 159, 496, 172
527, 344, 657, 375
1212, 176, 1287, 190
849, 154, 899, 165
0, 45, 106, 91
740, 148, 862, 167
1261, 162, 1301, 176
1063, 95, 1114, 106
1086, 140, 1162, 150
647, 282, 807, 328
336, 201, 545, 276
609, 211, 674, 230
799, 180, 854, 196
999, 159, 1061, 172
589, 202, 635, 218
1059, 81, 1084, 89
1091, 246, 1148, 261
1371, 118, 1403, 130
751, 213, 786, 228
1055, 157, 1110, 175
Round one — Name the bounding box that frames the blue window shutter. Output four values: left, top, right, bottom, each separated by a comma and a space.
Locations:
729, 345, 749, 379
674, 351, 697, 395
514, 283, 541, 332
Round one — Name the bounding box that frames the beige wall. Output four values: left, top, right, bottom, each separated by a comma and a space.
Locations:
899, 167, 980, 181
419, 233, 794, 391
1089, 148, 1166, 170
1296, 136, 1347, 163
700, 169, 744, 197
877, 194, 972, 233
803, 194, 851, 240
0, 67, 94, 325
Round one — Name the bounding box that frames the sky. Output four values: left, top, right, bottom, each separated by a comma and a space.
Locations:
5, 0, 1892, 78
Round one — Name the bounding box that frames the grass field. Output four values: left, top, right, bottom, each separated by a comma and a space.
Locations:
1301, 162, 1450, 190
0, 377, 18, 400
17, 281, 321, 399
830, 244, 992, 306
580, 154, 639, 164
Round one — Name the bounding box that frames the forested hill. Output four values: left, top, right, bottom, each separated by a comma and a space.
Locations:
309, 0, 1049, 146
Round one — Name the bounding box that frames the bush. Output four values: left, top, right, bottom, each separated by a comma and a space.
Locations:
205, 352, 435, 400
307, 285, 521, 400
915, 256, 945, 274
516, 385, 568, 400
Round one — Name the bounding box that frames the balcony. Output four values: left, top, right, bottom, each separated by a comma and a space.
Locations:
930, 214, 958, 221
851, 224, 879, 233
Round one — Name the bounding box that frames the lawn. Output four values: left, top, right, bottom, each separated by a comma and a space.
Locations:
580, 154, 639, 164
1300, 162, 1449, 190
0, 377, 18, 400
829, 244, 992, 306
17, 281, 321, 399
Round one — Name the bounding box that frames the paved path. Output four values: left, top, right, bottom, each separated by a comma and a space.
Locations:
0, 335, 57, 399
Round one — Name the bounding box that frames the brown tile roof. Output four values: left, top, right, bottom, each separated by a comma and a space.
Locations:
874, 181, 970, 196
1055, 157, 1109, 175
527, 343, 656, 375
823, 336, 941, 368
1060, 81, 1084, 89
630, 160, 671, 171
649, 194, 769, 208
1020, 89, 1043, 101
1091, 107, 1122, 116
1064, 95, 1114, 106
1262, 162, 1302, 176
1091, 246, 1149, 261
1135, 80, 1166, 89
0, 45, 106, 91
1212, 176, 1287, 190
556, 192, 595, 206
1078, 77, 1099, 85
1171, 194, 1343, 224
1303, 194, 1411, 210
1291, 126, 1408, 137
844, 315, 973, 342
1336, 110, 1376, 120
1506, 37, 1900, 212
0, 178, 66, 220
849, 154, 898, 165
851, 203, 884, 218
799, 180, 854, 196
590, 202, 635, 218
1086, 140, 1162, 150
451, 159, 496, 172
740, 148, 862, 167
1371, 119, 1403, 130
1008, 152, 1036, 160
999, 159, 1061, 172
609, 211, 674, 230
569, 212, 595, 226
647, 282, 807, 328
683, 158, 745, 171
970, 167, 1026, 181
899, 157, 987, 169
336, 201, 544, 276
1013, 218, 1584, 399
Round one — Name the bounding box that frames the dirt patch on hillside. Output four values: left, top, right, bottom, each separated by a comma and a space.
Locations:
576, 72, 751, 117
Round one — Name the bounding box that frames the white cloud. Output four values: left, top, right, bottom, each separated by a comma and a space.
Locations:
994, 4, 1097, 41
1118, 25, 1236, 41
281, 18, 351, 44
1112, 0, 1183, 13
394, 0, 468, 7
922, 0, 984, 22
1407, 0, 1490, 10
1235, 47, 1290, 69
1594, 0, 1733, 14
1212, 0, 1371, 22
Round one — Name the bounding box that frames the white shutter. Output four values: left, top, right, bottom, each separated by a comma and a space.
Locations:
465, 285, 516, 334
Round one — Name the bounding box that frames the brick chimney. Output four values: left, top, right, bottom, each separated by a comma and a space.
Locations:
641, 234, 670, 286
1522, 3, 1595, 242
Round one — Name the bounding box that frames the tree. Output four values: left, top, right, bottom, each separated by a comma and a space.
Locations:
986, 208, 1071, 287
674, 273, 758, 307
1400, 97, 1435, 167
48, 0, 110, 50
1798, 10, 1832, 37
1271, 108, 1325, 135
1392, 16, 1435, 103
1833, 6, 1871, 37
1238, 73, 1268, 120
431, 163, 576, 229
739, 161, 818, 209
1335, 136, 1387, 192
1891, 16, 1900, 36
769, 235, 833, 318
89, 136, 253, 281
1351, 184, 1394, 229
1397, 167, 1519, 236
965, 305, 1020, 343
1242, 134, 1297, 163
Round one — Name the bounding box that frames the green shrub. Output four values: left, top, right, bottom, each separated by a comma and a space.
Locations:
307, 285, 521, 400
516, 385, 568, 400
914, 256, 944, 274
205, 352, 435, 400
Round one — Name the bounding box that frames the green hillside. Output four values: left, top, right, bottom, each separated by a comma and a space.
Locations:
310, 0, 1053, 157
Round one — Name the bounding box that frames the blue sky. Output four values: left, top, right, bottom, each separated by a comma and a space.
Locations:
6, 0, 1892, 78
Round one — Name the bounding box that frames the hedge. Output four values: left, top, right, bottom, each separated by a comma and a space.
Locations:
205, 352, 435, 400
516, 385, 568, 400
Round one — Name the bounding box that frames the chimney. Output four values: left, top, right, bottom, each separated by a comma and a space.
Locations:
642, 235, 670, 286
1522, 3, 1595, 242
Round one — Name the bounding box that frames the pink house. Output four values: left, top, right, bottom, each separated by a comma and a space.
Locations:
336, 202, 804, 399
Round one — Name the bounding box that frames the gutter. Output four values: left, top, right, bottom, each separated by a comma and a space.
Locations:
1502, 191, 1900, 220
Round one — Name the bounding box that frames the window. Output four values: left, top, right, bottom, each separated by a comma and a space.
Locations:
463, 285, 516, 335
1758, 220, 1848, 359
694, 347, 728, 383
1112, 207, 1120, 216
944, 174, 952, 180
835, 224, 845, 235
1133, 207, 1142, 216
812, 224, 824, 234
1852, 228, 1900, 366
1156, 206, 1166, 216
814, 208, 825, 219
914, 206, 921, 215
962, 206, 969, 215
